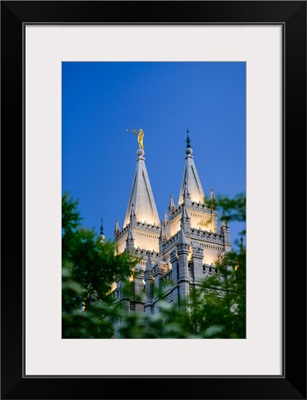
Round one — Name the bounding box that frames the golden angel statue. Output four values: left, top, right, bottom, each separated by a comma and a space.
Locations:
126, 128, 144, 149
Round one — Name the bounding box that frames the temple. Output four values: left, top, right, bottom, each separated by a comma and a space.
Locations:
112, 132, 231, 324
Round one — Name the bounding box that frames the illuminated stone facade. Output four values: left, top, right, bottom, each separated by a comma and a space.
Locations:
113, 136, 231, 319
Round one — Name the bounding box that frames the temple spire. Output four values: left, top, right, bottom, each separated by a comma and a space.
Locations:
114, 218, 120, 234
123, 148, 160, 228
178, 131, 205, 206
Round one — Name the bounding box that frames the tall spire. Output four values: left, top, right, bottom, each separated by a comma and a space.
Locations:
178, 131, 205, 206
123, 148, 160, 227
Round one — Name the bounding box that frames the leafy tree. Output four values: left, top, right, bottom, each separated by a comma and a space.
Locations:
62, 192, 246, 339
62, 192, 138, 338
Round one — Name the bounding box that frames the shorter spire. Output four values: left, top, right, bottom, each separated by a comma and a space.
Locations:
145, 253, 152, 271
126, 226, 135, 251
178, 133, 205, 205
159, 224, 165, 240
159, 212, 169, 240
178, 226, 187, 245
181, 204, 190, 223
169, 194, 175, 211
114, 218, 120, 233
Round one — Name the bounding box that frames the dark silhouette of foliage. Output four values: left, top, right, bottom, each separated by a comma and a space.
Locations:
62, 192, 138, 337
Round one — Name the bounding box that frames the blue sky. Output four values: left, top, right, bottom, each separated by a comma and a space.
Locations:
62, 62, 246, 249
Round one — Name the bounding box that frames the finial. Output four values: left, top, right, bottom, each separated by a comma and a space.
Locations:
186, 129, 191, 148
185, 129, 193, 155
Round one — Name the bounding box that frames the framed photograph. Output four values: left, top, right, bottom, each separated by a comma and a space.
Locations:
1, 1, 306, 399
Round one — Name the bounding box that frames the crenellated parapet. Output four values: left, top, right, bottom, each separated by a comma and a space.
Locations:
161, 226, 225, 254
189, 228, 224, 244
168, 202, 213, 220
161, 231, 181, 253
135, 248, 159, 263
115, 221, 160, 241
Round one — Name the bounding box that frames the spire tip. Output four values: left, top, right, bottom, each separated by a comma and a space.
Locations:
186, 129, 191, 148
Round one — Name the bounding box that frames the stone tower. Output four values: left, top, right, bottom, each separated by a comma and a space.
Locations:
113, 132, 231, 317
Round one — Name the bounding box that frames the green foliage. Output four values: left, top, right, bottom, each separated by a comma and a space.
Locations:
197, 248, 246, 338
62, 192, 138, 338
62, 191, 246, 339
215, 193, 246, 235
117, 253, 245, 339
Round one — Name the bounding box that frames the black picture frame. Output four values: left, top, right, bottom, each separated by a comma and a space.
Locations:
1, 1, 306, 399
